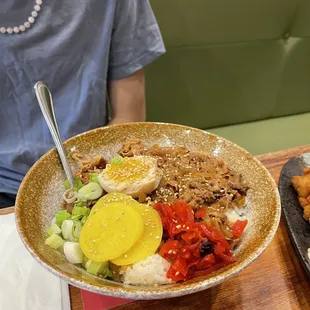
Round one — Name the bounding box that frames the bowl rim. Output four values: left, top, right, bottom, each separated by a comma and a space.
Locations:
15, 122, 281, 299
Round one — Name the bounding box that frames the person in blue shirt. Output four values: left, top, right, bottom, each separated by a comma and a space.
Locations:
0, 0, 165, 208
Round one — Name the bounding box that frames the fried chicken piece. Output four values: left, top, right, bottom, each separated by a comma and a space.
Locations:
292, 174, 310, 198
292, 170, 310, 221
299, 197, 310, 208
304, 205, 310, 221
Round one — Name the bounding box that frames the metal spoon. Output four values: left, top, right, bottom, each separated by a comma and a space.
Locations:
34, 81, 74, 188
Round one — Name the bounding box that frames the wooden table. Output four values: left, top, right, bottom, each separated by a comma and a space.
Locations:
2, 145, 310, 310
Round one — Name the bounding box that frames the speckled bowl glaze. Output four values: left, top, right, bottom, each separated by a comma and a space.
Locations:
15, 122, 281, 300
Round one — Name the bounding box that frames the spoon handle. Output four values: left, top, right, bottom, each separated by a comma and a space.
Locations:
34, 81, 74, 188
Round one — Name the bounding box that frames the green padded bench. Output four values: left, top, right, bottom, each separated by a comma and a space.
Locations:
145, 0, 310, 155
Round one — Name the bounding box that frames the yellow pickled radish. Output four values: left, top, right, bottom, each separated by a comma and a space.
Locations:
111, 203, 163, 266
79, 202, 144, 262
90, 192, 137, 217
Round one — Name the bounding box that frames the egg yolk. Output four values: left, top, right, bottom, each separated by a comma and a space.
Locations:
103, 157, 155, 183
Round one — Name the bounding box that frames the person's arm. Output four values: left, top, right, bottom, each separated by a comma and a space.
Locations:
108, 69, 145, 125
107, 0, 165, 125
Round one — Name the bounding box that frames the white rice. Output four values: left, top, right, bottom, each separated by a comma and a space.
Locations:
225, 197, 249, 234
225, 206, 247, 224
120, 254, 173, 286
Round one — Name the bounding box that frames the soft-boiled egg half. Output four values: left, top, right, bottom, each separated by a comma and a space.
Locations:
98, 156, 162, 198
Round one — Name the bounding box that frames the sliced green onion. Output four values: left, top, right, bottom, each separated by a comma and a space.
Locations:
63, 242, 84, 264
74, 199, 85, 208
77, 182, 103, 201
81, 216, 88, 226
110, 155, 123, 165
82, 256, 88, 268
61, 220, 75, 241
48, 224, 62, 236
86, 261, 109, 277
73, 221, 83, 239
89, 173, 99, 184
45, 234, 64, 249
56, 210, 71, 226
64, 177, 83, 192
74, 178, 84, 191
64, 179, 70, 190
104, 268, 113, 278
71, 204, 90, 221
72, 205, 90, 217
61, 220, 83, 241
71, 215, 83, 221
85, 260, 91, 270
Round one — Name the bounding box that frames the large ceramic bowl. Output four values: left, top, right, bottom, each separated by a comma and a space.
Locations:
15, 122, 281, 299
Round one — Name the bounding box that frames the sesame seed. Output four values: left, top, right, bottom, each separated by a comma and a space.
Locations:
108, 216, 111, 219
155, 236, 160, 239
115, 217, 120, 220
121, 210, 125, 215
175, 271, 179, 276
176, 225, 181, 229
125, 254, 128, 258
94, 251, 97, 255
142, 213, 145, 216
123, 228, 126, 232
88, 224, 92, 227
149, 233, 153, 236
168, 250, 172, 254
93, 240, 96, 243
186, 227, 189, 229
89, 250, 93, 253
122, 234, 125, 238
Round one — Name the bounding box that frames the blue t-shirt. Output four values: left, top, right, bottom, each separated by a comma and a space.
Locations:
0, 0, 165, 195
